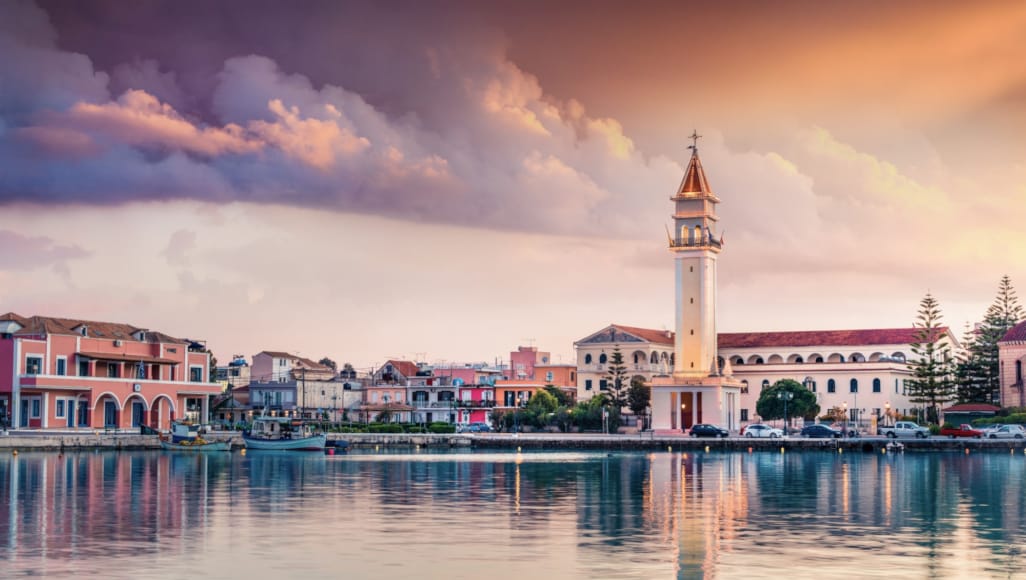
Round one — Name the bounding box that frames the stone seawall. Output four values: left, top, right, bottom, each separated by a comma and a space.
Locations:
2, 431, 1025, 453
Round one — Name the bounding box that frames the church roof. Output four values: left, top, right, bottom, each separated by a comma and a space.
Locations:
1000, 320, 1026, 343
719, 328, 944, 349
613, 324, 675, 345
676, 151, 712, 196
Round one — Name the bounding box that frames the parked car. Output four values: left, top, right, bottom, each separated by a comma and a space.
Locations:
800, 424, 842, 439
986, 424, 1026, 439
690, 424, 729, 438
744, 424, 783, 438
466, 422, 492, 433
939, 424, 984, 439
879, 421, 931, 439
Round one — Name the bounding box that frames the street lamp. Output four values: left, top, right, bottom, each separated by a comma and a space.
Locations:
777, 391, 793, 436
513, 393, 524, 434
884, 401, 891, 427
680, 402, 686, 433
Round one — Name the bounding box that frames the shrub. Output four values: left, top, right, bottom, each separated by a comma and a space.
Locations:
428, 422, 456, 434
367, 423, 404, 433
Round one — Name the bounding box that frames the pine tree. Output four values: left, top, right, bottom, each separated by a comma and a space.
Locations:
626, 376, 651, 429
972, 276, 1024, 404
906, 292, 955, 423
955, 323, 989, 403
604, 346, 630, 410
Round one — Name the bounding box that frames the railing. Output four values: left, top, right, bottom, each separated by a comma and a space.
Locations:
670, 238, 721, 250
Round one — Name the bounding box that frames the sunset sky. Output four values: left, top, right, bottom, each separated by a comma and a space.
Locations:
2, 0, 1024, 369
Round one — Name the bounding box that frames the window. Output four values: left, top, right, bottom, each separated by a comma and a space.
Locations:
56, 400, 66, 418
107, 363, 120, 378
872, 378, 881, 393
741, 380, 749, 394
599, 354, 608, 364
56, 358, 67, 376
585, 354, 593, 364
599, 379, 608, 391
546, 371, 554, 382
828, 379, 836, 393
650, 352, 659, 364
850, 378, 858, 393
740, 409, 749, 421
585, 379, 593, 391
1017, 361, 1023, 383
137, 363, 146, 380
31, 398, 41, 419
26, 356, 43, 375
78, 360, 89, 377
761, 380, 770, 390
190, 366, 203, 382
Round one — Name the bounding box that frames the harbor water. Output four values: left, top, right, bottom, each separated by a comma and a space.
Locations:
2, 449, 1025, 579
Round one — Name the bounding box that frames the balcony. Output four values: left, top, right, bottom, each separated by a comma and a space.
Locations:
670, 238, 721, 250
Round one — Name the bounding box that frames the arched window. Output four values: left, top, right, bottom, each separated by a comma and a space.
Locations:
694, 226, 702, 244
599, 353, 607, 364
755, 357, 764, 365
815, 356, 824, 363
585, 354, 593, 364
827, 379, 836, 393
633, 353, 640, 364
873, 378, 881, 393
670, 353, 675, 366
761, 380, 770, 390
661, 352, 669, 362
732, 356, 744, 366
650, 352, 659, 364
741, 380, 749, 394
850, 378, 858, 393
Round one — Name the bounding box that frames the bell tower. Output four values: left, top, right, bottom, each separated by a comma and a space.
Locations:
670, 131, 721, 378
650, 131, 741, 433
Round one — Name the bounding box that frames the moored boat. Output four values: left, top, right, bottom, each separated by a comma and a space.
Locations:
160, 438, 231, 451
243, 416, 326, 451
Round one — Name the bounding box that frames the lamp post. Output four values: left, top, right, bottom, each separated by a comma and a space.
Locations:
680, 402, 686, 433
513, 393, 524, 434
885, 401, 891, 427
777, 391, 793, 436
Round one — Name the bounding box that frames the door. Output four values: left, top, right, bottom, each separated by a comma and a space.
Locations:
67, 400, 76, 428
104, 400, 117, 428
20, 399, 28, 427
132, 402, 144, 427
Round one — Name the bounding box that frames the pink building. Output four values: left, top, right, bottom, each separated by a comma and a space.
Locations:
510, 346, 552, 381
0, 313, 221, 430
999, 321, 1026, 408
456, 385, 495, 424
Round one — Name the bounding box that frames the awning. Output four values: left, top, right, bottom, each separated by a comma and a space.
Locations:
77, 352, 180, 364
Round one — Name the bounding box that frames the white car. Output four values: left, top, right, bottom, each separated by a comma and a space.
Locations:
744, 424, 783, 438
986, 425, 1025, 439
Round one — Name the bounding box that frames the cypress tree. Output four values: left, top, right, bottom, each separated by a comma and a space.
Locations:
973, 276, 1024, 403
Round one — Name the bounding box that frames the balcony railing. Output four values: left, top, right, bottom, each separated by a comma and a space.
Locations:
670, 238, 721, 250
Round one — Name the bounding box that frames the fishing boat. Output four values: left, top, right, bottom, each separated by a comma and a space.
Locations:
170, 421, 204, 443
243, 416, 326, 451
160, 438, 231, 452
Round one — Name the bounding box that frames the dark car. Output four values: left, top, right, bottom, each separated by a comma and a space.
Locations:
689, 424, 729, 438
466, 422, 492, 433
800, 424, 842, 439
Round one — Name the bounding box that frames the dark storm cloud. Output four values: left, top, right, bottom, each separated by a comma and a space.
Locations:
0, 0, 681, 237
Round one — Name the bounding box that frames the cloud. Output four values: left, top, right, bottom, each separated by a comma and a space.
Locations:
161, 229, 197, 267
0, 229, 89, 272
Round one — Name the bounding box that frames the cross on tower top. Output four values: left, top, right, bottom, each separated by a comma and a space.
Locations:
687, 130, 702, 153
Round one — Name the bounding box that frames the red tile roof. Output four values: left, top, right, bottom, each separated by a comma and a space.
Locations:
603, 325, 945, 348
384, 360, 420, 378
1001, 320, 1026, 343
718, 328, 945, 349
941, 403, 1000, 413
612, 324, 675, 345
0, 312, 188, 344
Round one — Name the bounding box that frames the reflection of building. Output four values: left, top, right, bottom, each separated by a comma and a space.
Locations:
0, 312, 219, 429
998, 320, 1026, 408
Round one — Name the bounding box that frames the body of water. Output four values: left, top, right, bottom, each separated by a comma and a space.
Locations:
2, 448, 1025, 579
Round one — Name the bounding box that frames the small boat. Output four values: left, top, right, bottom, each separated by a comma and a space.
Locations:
243, 417, 326, 451
170, 421, 204, 443
160, 438, 231, 452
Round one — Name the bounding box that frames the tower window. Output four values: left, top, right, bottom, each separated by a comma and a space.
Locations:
690, 298, 694, 304
690, 329, 694, 335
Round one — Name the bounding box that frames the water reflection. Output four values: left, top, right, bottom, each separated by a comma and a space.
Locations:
1, 450, 1025, 579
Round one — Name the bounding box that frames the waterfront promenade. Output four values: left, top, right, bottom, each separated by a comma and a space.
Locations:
2, 429, 1026, 453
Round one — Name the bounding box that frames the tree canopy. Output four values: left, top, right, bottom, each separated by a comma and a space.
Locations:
959, 276, 1023, 404
754, 379, 819, 424
603, 345, 630, 410
906, 292, 955, 423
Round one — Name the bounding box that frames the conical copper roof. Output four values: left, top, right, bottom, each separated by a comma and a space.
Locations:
677, 150, 712, 196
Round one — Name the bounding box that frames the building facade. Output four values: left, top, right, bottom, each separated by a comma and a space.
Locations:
998, 320, 1026, 408
0, 313, 220, 430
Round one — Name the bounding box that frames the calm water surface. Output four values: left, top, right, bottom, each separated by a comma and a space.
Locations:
2, 448, 1025, 579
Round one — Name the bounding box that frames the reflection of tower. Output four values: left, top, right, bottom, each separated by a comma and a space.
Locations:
651, 132, 742, 432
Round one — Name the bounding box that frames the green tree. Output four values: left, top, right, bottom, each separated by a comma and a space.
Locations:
627, 376, 651, 429
754, 379, 819, 428
542, 385, 574, 407
955, 322, 989, 403
318, 357, 338, 372
970, 276, 1024, 404
906, 292, 956, 423
604, 345, 630, 410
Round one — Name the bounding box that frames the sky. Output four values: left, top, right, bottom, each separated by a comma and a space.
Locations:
1, 0, 1025, 369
